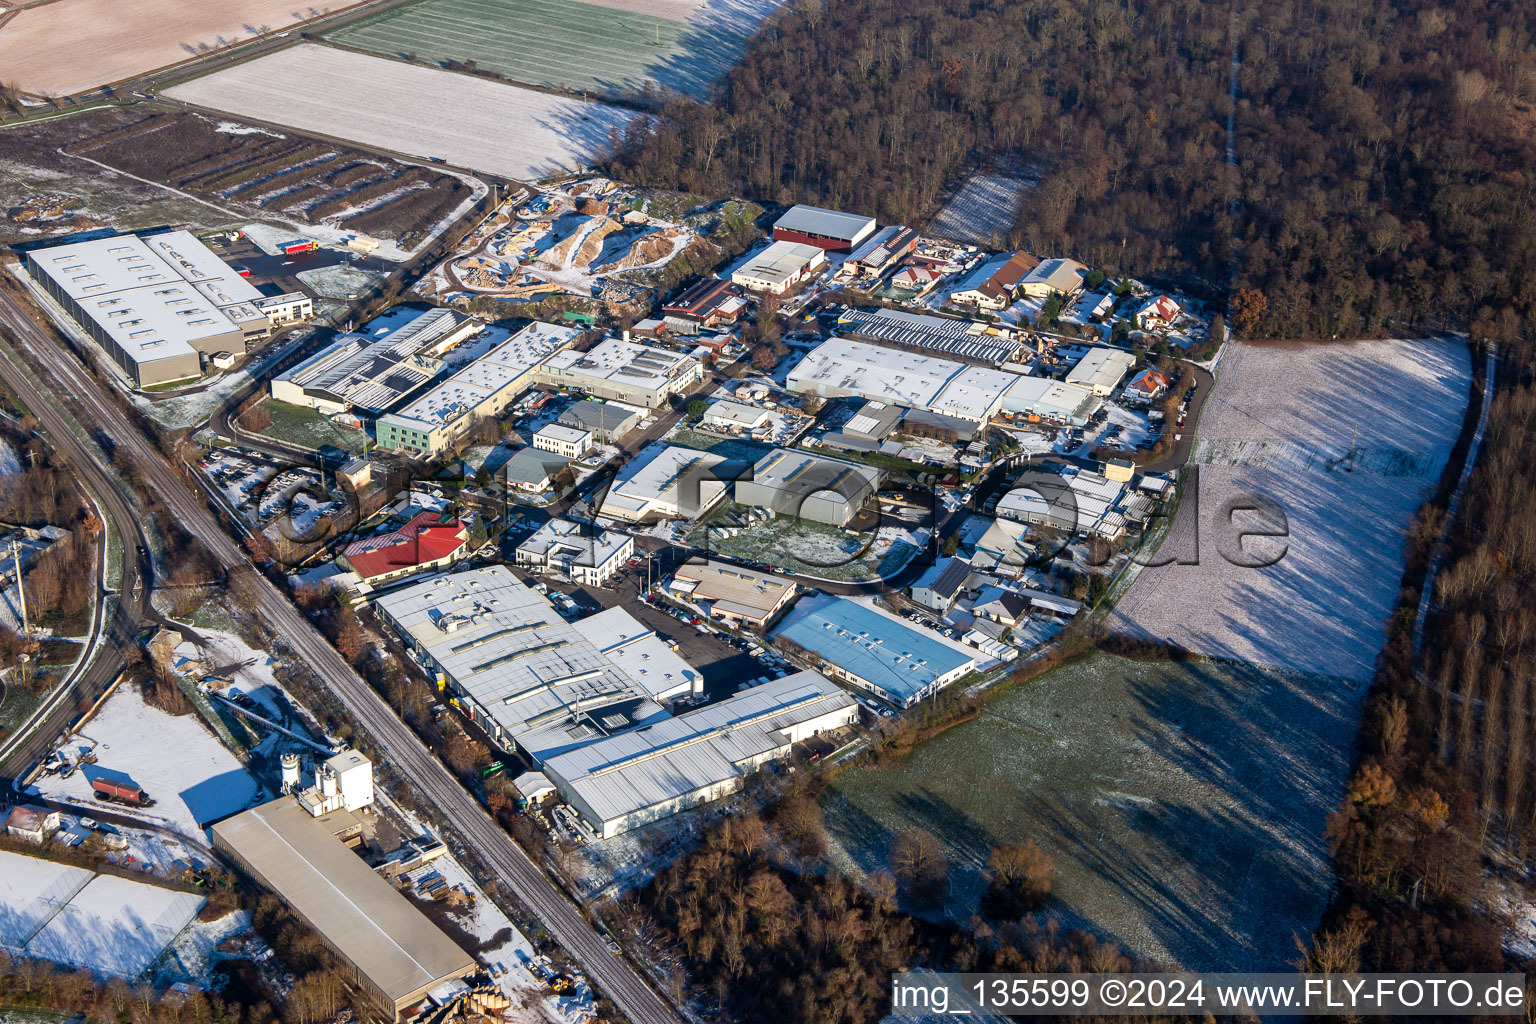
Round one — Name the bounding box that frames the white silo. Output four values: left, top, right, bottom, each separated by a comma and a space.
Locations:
280, 751, 301, 793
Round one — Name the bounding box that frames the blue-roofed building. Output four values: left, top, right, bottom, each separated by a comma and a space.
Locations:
771, 598, 977, 707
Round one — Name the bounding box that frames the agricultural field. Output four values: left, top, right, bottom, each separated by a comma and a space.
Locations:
927, 173, 1036, 246
1107, 338, 1470, 681
58, 109, 472, 252
824, 652, 1364, 971
165, 45, 640, 181
0, 0, 369, 98
328, 0, 764, 101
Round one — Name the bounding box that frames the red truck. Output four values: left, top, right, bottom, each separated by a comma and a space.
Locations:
92, 777, 153, 807
279, 239, 317, 254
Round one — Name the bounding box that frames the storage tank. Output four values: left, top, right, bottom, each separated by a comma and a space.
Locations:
318, 766, 338, 797
279, 752, 300, 793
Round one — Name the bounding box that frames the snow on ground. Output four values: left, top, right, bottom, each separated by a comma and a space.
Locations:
27, 872, 204, 980
0, 437, 21, 475
195, 628, 336, 749
1108, 338, 1471, 681
166, 45, 642, 183
296, 263, 387, 300
166, 907, 253, 984
31, 684, 264, 839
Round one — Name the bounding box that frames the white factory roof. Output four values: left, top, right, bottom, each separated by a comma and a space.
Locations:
928, 365, 1019, 422
672, 558, 796, 621
732, 240, 825, 288
28, 230, 266, 366
996, 467, 1125, 535
748, 446, 880, 494
773, 205, 877, 243
837, 306, 1018, 365
703, 399, 771, 428
24, 872, 204, 979
544, 671, 855, 829
541, 337, 697, 397
1020, 257, 1089, 293
601, 444, 728, 519
787, 336, 963, 409
1064, 347, 1136, 391
276, 328, 443, 412
373, 566, 676, 760
1002, 374, 1101, 419
535, 423, 592, 444
380, 320, 579, 432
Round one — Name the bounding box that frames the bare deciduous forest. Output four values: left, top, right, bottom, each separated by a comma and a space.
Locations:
607, 0, 1536, 342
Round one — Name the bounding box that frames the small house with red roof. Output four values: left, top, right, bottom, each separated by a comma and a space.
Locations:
1123, 369, 1172, 403
1135, 294, 1184, 330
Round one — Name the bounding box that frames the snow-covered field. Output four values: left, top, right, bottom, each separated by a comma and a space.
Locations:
33, 684, 264, 838
0, 438, 22, 476
927, 174, 1037, 246
27, 873, 204, 979
1108, 338, 1471, 681
165, 45, 642, 181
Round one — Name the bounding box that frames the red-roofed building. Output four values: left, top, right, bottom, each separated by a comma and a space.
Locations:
1123, 369, 1172, 403
1135, 294, 1184, 330
338, 511, 468, 586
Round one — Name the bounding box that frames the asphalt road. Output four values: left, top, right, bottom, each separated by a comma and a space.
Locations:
0, 287, 682, 1024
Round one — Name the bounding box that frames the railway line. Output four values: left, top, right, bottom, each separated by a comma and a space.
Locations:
0, 284, 681, 1024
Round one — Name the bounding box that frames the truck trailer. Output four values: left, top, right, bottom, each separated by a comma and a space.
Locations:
92, 777, 154, 807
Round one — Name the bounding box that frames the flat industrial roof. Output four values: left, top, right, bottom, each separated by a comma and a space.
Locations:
277, 330, 443, 412
372, 566, 676, 757
928, 365, 1019, 421
380, 321, 579, 432
703, 399, 771, 426
517, 518, 629, 570
539, 337, 697, 396
536, 423, 591, 444
748, 447, 880, 497
212, 799, 474, 1002
733, 240, 824, 287
544, 671, 854, 828
772, 598, 976, 703
837, 307, 1018, 365
1002, 374, 1101, 419
787, 336, 964, 409
602, 444, 728, 518
1065, 347, 1137, 390
773, 205, 877, 242
673, 558, 796, 619
28, 230, 266, 365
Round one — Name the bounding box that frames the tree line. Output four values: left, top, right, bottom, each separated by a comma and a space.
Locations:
606, 0, 1536, 343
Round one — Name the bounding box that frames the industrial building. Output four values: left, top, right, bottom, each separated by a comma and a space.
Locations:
25, 230, 277, 386
734, 447, 881, 527
1065, 346, 1137, 396
839, 225, 919, 278
730, 240, 827, 294
999, 374, 1102, 426
661, 278, 747, 332
599, 444, 730, 522
373, 566, 699, 759
543, 671, 857, 839
836, 306, 1020, 365
772, 599, 977, 707
995, 465, 1128, 539
515, 518, 633, 586
212, 798, 476, 1022
271, 307, 478, 414
669, 558, 798, 628
255, 291, 313, 325
1017, 257, 1089, 298
928, 365, 1018, 422
533, 422, 592, 458
948, 251, 1039, 311
337, 510, 469, 588
536, 337, 702, 409
788, 337, 1023, 424
772, 205, 878, 251
375, 320, 581, 457
700, 399, 772, 435
909, 556, 973, 615
968, 517, 1039, 579
558, 400, 643, 442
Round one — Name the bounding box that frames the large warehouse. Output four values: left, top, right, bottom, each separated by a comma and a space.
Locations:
375, 320, 580, 457
730, 240, 827, 294
734, 447, 881, 527
25, 230, 274, 386
536, 337, 702, 409
270, 313, 471, 415
669, 558, 798, 628
787, 337, 1022, 423
212, 798, 476, 1022
599, 444, 730, 522
772, 204, 877, 251
543, 671, 857, 838
373, 566, 700, 760
836, 306, 1020, 365
1064, 346, 1137, 396
1000, 375, 1102, 426
773, 598, 977, 707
